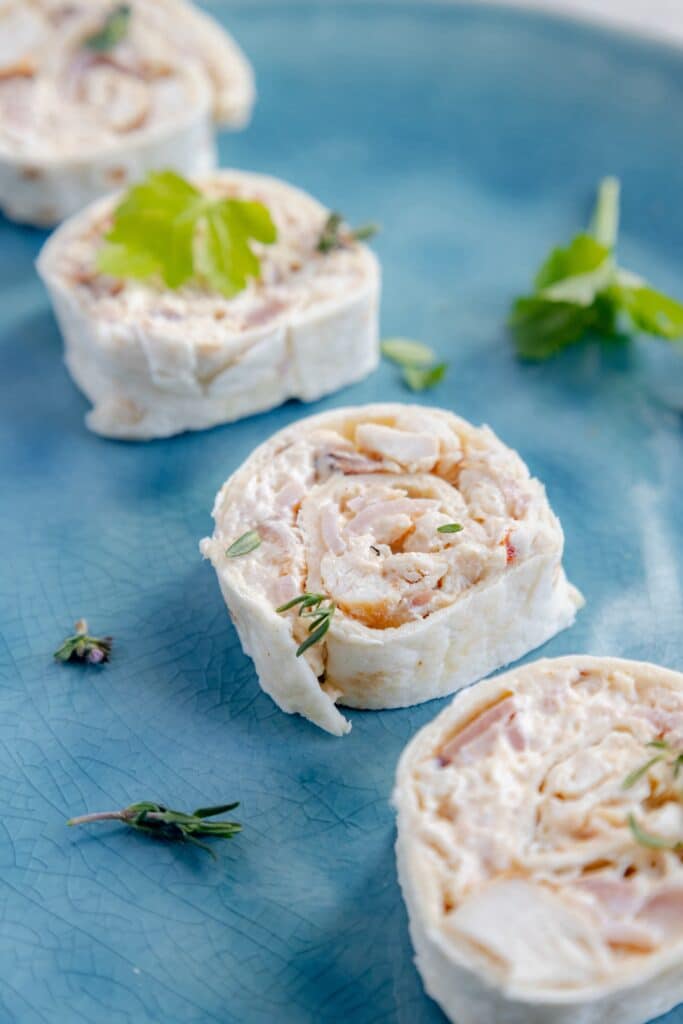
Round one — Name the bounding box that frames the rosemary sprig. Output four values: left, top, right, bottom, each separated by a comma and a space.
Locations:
84, 4, 132, 51
54, 619, 112, 665
317, 212, 379, 253
276, 593, 336, 657
437, 523, 464, 534
226, 529, 261, 558
623, 739, 683, 851
68, 801, 241, 859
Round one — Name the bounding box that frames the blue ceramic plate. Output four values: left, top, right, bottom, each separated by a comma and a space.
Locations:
1, 3, 683, 1022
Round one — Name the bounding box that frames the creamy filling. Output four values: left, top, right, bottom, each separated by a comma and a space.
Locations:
409, 661, 683, 987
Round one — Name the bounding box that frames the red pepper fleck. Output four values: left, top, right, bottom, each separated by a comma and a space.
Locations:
504, 534, 517, 565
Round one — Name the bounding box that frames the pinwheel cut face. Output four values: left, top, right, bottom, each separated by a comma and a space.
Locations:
405, 660, 683, 990
218, 407, 560, 629
50, 174, 374, 342
0, 2, 210, 159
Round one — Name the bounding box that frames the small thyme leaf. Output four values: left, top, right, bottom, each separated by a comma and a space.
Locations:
67, 800, 241, 858
276, 593, 336, 657
402, 361, 448, 392
628, 813, 680, 851
437, 523, 464, 534
381, 338, 435, 367
623, 738, 683, 851
83, 4, 132, 51
226, 530, 261, 558
54, 620, 112, 665
622, 755, 664, 790
317, 212, 379, 253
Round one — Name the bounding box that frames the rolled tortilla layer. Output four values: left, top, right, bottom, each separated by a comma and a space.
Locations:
0, 0, 254, 225
200, 404, 583, 735
394, 655, 683, 1024
36, 170, 380, 438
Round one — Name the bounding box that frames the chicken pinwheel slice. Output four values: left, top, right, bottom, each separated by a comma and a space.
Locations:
36, 170, 380, 439
394, 655, 683, 1024
200, 404, 583, 736
0, 0, 254, 225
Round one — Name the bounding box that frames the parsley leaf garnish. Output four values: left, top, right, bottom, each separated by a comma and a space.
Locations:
509, 177, 683, 359
83, 4, 132, 52
97, 170, 277, 297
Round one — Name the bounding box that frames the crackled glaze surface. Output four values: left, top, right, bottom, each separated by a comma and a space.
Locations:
1, 2, 683, 1022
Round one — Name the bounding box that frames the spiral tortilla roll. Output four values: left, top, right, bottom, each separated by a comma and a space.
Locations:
200, 404, 583, 736
36, 170, 380, 439
0, 0, 254, 225
393, 655, 683, 1024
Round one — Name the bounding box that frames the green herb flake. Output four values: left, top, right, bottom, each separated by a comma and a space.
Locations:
83, 4, 132, 52
437, 523, 464, 534
97, 170, 277, 297
67, 800, 241, 859
226, 530, 261, 558
628, 813, 680, 852
622, 754, 664, 790
509, 176, 683, 359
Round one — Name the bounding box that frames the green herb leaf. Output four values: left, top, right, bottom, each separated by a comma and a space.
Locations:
97, 170, 277, 297
623, 739, 683, 851
226, 530, 261, 558
317, 212, 379, 253
402, 362, 448, 392
276, 593, 336, 657
437, 523, 463, 534
534, 234, 610, 293
83, 4, 131, 51
618, 285, 683, 340
622, 754, 664, 790
381, 338, 435, 367
509, 177, 683, 359
628, 813, 680, 851
67, 799, 241, 859
54, 619, 112, 665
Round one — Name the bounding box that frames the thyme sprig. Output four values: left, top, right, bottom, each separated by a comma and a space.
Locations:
54, 619, 112, 665
623, 739, 683, 851
68, 801, 241, 859
317, 212, 379, 253
84, 4, 132, 52
276, 593, 336, 657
